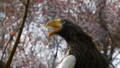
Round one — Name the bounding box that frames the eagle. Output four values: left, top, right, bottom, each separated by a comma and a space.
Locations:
45, 19, 109, 68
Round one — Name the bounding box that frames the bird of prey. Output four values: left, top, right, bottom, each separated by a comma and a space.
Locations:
45, 19, 109, 68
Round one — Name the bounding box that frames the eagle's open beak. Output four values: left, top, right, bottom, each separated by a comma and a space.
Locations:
45, 19, 62, 36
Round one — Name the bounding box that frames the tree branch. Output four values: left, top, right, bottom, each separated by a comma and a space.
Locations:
97, 0, 116, 64
0, 36, 13, 62
4, 0, 30, 68
20, 0, 26, 6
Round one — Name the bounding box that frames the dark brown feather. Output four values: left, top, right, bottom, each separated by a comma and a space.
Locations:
57, 19, 109, 68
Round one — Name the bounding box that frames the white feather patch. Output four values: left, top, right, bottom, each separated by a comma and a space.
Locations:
57, 55, 76, 68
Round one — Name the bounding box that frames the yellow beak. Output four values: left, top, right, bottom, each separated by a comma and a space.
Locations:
45, 19, 63, 36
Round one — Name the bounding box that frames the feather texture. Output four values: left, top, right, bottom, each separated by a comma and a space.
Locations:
57, 55, 76, 68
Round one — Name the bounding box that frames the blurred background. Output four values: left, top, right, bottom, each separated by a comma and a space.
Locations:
0, 0, 120, 68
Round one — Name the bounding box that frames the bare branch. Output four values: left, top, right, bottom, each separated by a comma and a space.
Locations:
4, 0, 30, 68
20, 0, 26, 6
0, 36, 13, 62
